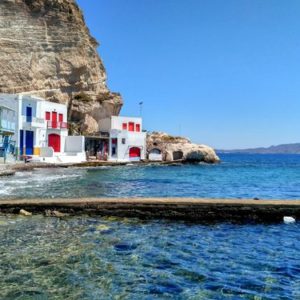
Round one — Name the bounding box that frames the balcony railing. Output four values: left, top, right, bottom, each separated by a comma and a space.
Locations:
0, 119, 15, 133
47, 121, 68, 129
23, 116, 45, 127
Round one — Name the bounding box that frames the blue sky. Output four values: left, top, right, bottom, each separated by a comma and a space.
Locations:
76, 0, 300, 149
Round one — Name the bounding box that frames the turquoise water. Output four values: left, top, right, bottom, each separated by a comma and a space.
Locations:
1, 154, 300, 199
1, 215, 300, 299
1, 154, 300, 299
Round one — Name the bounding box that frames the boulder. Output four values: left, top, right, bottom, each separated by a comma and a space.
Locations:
147, 132, 220, 163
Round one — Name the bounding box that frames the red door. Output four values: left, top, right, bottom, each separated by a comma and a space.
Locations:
48, 134, 61, 152
129, 147, 141, 158
52, 112, 57, 128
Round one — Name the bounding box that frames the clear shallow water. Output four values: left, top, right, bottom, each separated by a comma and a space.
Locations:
1, 154, 300, 299
1, 215, 300, 299
1, 154, 300, 199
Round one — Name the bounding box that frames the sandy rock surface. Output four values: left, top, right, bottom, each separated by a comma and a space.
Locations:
0, 0, 122, 134
147, 132, 220, 163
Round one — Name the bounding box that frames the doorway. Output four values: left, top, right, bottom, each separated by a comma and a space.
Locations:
48, 133, 61, 152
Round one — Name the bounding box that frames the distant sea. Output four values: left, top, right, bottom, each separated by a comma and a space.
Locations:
1, 153, 300, 200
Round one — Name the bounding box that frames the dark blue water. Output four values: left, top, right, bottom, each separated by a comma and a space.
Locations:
1, 154, 300, 199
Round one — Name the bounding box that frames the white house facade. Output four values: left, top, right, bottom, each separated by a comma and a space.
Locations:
97, 116, 146, 162
0, 93, 86, 163
17, 94, 69, 157
0, 97, 16, 161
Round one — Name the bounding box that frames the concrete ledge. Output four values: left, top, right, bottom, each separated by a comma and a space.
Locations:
1, 198, 300, 222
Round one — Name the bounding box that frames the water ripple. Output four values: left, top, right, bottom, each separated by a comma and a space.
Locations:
1, 215, 300, 299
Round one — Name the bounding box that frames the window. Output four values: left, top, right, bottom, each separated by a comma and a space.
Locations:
26, 107, 32, 123
45, 112, 51, 120
122, 138, 126, 144
136, 124, 141, 132
128, 122, 135, 131
122, 123, 127, 130
59, 113, 63, 122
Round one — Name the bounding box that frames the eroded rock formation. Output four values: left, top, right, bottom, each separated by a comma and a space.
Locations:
0, 0, 122, 133
147, 132, 220, 163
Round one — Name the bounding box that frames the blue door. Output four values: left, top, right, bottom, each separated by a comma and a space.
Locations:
25, 131, 34, 155
26, 107, 32, 122
20, 130, 24, 155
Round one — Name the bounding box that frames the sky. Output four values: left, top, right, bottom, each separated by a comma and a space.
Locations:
76, 0, 300, 149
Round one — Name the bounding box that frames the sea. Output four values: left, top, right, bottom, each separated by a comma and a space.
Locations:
1, 153, 300, 299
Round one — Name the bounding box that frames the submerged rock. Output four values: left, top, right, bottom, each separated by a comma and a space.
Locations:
147, 132, 220, 163
96, 224, 111, 233
45, 210, 68, 217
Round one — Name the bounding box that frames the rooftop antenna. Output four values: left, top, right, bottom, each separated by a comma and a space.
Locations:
139, 101, 143, 117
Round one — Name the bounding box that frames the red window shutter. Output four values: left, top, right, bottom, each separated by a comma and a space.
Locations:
136, 124, 140, 132
122, 123, 127, 130
45, 112, 50, 120
59, 113, 63, 122
129, 122, 135, 131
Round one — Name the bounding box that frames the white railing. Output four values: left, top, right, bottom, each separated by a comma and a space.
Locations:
0, 119, 15, 132
47, 121, 68, 129
22, 116, 45, 127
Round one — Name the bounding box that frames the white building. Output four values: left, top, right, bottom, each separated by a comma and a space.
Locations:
91, 116, 146, 162
0, 93, 86, 163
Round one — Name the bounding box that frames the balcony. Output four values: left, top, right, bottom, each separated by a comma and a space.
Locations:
47, 121, 68, 129
0, 119, 15, 134
23, 116, 45, 128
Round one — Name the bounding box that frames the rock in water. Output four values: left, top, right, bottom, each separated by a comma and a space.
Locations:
0, 0, 123, 134
147, 132, 220, 163
283, 216, 296, 224
45, 210, 68, 217
19, 209, 32, 216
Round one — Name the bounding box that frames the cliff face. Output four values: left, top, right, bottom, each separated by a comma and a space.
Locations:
0, 0, 123, 133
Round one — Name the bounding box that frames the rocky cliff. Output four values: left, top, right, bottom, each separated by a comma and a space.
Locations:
0, 0, 122, 133
147, 132, 220, 163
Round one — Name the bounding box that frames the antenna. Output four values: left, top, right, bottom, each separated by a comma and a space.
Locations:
139, 101, 143, 117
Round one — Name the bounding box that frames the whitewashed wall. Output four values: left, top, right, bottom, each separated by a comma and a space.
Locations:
109, 130, 146, 161
65, 136, 85, 153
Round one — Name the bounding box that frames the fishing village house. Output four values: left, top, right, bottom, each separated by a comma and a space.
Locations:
0, 99, 16, 162
86, 116, 146, 162
0, 93, 86, 164
1, 93, 147, 164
